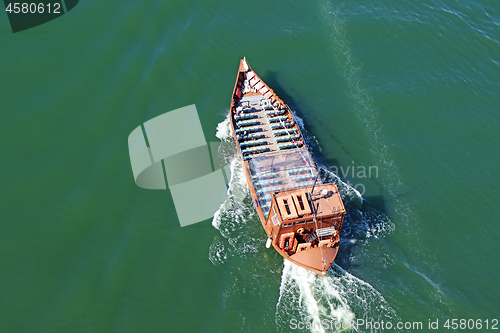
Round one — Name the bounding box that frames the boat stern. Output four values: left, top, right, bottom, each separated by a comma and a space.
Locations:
289, 246, 338, 275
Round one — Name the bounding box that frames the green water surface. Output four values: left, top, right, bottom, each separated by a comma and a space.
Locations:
1, 0, 499, 332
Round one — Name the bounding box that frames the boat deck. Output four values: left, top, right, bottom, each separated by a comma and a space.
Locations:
237, 93, 279, 153
233, 93, 313, 217
234, 92, 302, 161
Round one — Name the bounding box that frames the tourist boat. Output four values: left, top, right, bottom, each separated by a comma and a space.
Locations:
229, 58, 346, 275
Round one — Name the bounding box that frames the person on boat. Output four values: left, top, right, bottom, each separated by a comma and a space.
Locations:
331, 230, 340, 247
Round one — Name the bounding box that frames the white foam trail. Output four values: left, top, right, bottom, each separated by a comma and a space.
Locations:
276, 261, 399, 333
212, 114, 248, 230
211, 158, 249, 229
208, 154, 262, 267
210, 116, 265, 261
215, 112, 232, 142
208, 236, 228, 266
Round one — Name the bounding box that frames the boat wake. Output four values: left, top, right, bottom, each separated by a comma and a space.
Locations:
276, 261, 399, 333
319, 1, 413, 239
319, 1, 455, 320
209, 115, 399, 332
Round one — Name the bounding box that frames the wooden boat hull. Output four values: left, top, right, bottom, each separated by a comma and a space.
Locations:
228, 58, 345, 275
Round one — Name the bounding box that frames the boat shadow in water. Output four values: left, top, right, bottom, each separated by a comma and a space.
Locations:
261, 71, 394, 271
